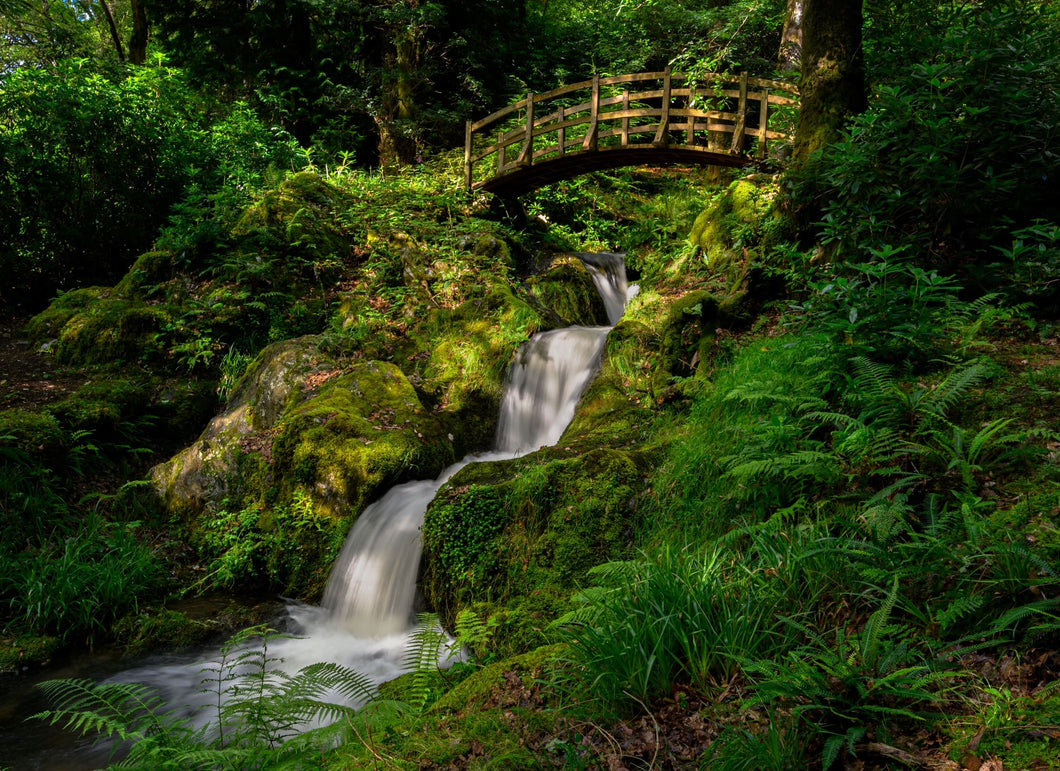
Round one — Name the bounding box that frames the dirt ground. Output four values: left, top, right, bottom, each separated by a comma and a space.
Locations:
0, 317, 87, 412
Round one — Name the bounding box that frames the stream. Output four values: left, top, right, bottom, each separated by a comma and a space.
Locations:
0, 253, 632, 770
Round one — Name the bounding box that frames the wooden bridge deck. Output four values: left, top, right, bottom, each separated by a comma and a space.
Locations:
465, 70, 798, 195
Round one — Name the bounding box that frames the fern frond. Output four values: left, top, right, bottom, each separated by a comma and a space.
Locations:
861, 578, 900, 669
935, 594, 985, 633
923, 361, 988, 418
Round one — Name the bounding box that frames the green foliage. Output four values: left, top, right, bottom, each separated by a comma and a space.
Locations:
541, 0, 786, 77
192, 492, 337, 593
747, 585, 955, 770
0, 60, 300, 310
798, 2, 1060, 306
552, 543, 810, 711
707, 713, 809, 771
2, 515, 163, 644
423, 484, 506, 587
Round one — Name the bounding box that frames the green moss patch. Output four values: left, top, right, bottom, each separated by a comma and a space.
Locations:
424, 445, 649, 654
525, 255, 608, 327
0, 634, 61, 673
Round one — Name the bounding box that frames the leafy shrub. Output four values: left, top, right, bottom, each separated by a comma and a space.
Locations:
0, 60, 300, 311
799, 3, 1060, 304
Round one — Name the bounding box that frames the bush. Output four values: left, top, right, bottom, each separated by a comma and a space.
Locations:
0, 59, 299, 311
799, 2, 1060, 305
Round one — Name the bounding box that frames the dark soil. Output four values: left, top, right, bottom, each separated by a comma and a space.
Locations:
0, 317, 88, 412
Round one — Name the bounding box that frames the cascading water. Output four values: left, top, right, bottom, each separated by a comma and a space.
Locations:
14, 254, 632, 768
318, 253, 631, 639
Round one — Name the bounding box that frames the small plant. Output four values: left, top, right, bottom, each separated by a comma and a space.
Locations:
747, 584, 955, 770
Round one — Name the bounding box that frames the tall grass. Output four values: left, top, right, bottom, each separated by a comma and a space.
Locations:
3, 514, 163, 644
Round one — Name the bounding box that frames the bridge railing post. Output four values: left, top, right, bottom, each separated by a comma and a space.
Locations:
582, 75, 600, 151
464, 120, 473, 189
621, 91, 630, 147
756, 88, 770, 160
653, 66, 672, 148
730, 71, 749, 154
517, 91, 535, 167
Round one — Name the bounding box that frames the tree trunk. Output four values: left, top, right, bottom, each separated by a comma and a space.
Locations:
376, 3, 423, 170
793, 0, 866, 160
128, 0, 149, 65
778, 0, 803, 71
97, 0, 126, 62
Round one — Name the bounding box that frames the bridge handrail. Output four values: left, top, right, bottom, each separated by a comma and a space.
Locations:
464, 69, 799, 191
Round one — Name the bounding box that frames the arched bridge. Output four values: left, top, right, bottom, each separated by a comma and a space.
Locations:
464, 69, 798, 196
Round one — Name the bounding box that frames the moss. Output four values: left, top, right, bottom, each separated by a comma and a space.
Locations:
0, 408, 65, 460
45, 378, 148, 436
688, 176, 786, 280
272, 361, 453, 519
113, 608, 212, 656
655, 290, 721, 390
114, 250, 176, 299
421, 286, 547, 451
525, 255, 608, 327
23, 286, 110, 344
52, 298, 171, 366
0, 634, 61, 673
232, 171, 355, 282
431, 644, 567, 715
424, 446, 648, 654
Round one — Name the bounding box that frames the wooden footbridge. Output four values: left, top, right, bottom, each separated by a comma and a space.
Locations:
464, 69, 798, 196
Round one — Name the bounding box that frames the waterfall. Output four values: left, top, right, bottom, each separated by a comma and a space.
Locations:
578, 251, 631, 325
95, 254, 632, 746
320, 253, 630, 634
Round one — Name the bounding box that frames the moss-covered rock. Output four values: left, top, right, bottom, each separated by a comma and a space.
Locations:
271, 360, 455, 519
44, 295, 171, 367
431, 643, 568, 715
0, 634, 61, 673
0, 409, 66, 460
419, 286, 547, 452
232, 171, 356, 285
45, 378, 149, 438
113, 250, 177, 300
525, 255, 608, 327
113, 609, 212, 656
688, 174, 786, 283
150, 335, 343, 519
423, 444, 651, 655
150, 335, 467, 596
23, 287, 111, 345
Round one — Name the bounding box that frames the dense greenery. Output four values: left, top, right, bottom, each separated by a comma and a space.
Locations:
3, 0, 1060, 768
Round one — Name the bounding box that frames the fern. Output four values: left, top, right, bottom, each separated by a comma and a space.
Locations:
934, 594, 986, 634
401, 614, 448, 712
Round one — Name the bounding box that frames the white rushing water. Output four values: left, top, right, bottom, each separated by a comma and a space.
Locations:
106, 254, 632, 736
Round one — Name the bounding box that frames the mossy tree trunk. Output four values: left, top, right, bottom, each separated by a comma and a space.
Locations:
793, 0, 866, 159
375, 0, 427, 171
778, 0, 803, 71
